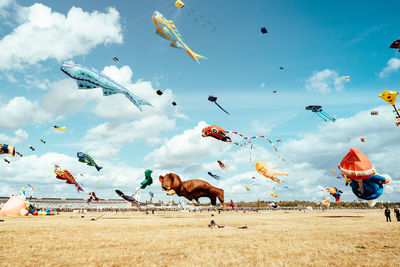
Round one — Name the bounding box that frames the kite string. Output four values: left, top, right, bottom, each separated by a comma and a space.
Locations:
226, 131, 287, 164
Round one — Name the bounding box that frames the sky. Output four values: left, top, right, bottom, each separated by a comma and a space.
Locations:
0, 0, 399, 204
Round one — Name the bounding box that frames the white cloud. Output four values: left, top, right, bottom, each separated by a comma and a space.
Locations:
0, 129, 28, 144
306, 69, 349, 93
145, 121, 231, 169
379, 58, 400, 78
251, 120, 271, 135
0, 3, 123, 70
83, 115, 176, 157
0, 96, 51, 129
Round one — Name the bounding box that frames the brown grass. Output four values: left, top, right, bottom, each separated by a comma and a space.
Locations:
1, 209, 399, 267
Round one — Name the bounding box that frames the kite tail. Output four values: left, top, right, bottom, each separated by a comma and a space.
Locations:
95, 165, 103, 172
124, 91, 152, 112
320, 111, 336, 122
227, 131, 287, 164
186, 48, 207, 64
214, 102, 230, 115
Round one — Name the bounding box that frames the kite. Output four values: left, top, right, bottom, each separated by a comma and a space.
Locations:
0, 144, 15, 156
140, 169, 153, 189
306, 105, 336, 122
361, 138, 366, 142
16, 152, 22, 157
28, 145, 35, 151
338, 148, 390, 206
390, 39, 400, 51
230, 199, 238, 211
261, 27, 267, 34
326, 187, 342, 202
321, 197, 330, 209
152, 11, 206, 63
175, 0, 184, 8
156, 90, 163, 95
217, 160, 228, 170
93, 181, 101, 188
202, 125, 286, 163
87, 192, 100, 203
330, 170, 335, 173
115, 189, 142, 210
255, 160, 288, 184
379, 90, 400, 126
273, 90, 277, 93
370, 111, 378, 115
208, 172, 221, 180
345, 76, 350, 80
159, 173, 224, 205
112, 57, 119, 62
172, 101, 177, 106
54, 165, 83, 192
61, 61, 152, 112
208, 95, 230, 115
245, 185, 250, 191
77, 152, 102, 171
3, 158, 10, 164
269, 192, 279, 198
54, 125, 66, 130
39, 138, 46, 144
279, 66, 284, 70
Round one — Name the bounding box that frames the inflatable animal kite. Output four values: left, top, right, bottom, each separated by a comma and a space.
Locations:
390, 39, 400, 51
77, 152, 102, 171
202, 125, 286, 163
175, 0, 184, 8
140, 169, 153, 189
0, 144, 15, 156
54, 165, 83, 192
159, 173, 224, 205
255, 161, 288, 184
338, 148, 390, 207
61, 61, 152, 112
87, 192, 100, 203
152, 11, 206, 63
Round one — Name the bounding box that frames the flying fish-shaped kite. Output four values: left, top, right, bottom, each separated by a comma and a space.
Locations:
54, 165, 83, 192
61, 61, 152, 112
152, 11, 206, 63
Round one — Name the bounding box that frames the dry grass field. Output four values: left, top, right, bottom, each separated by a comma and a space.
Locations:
1, 209, 399, 267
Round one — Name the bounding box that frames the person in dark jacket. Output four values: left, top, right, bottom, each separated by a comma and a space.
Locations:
394, 207, 400, 222
384, 207, 391, 222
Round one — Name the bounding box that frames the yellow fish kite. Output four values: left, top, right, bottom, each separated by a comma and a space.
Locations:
152, 11, 206, 64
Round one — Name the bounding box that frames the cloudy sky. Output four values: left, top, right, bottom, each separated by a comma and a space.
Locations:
1, 0, 399, 203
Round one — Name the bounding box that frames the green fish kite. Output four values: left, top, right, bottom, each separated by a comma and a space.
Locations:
77, 152, 102, 171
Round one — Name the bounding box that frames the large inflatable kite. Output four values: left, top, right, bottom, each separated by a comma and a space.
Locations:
54, 165, 83, 192
0, 195, 29, 216
255, 160, 288, 184
61, 61, 152, 112
338, 148, 390, 206
390, 39, 400, 51
202, 125, 286, 163
77, 152, 102, 171
140, 169, 153, 189
159, 173, 224, 205
152, 11, 206, 63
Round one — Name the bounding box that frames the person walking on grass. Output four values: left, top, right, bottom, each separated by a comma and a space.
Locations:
394, 207, 400, 222
384, 207, 391, 222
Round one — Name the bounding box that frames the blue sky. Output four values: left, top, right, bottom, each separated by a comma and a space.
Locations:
0, 0, 399, 204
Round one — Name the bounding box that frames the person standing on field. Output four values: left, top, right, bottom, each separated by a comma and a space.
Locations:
384, 207, 391, 222
394, 207, 400, 222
